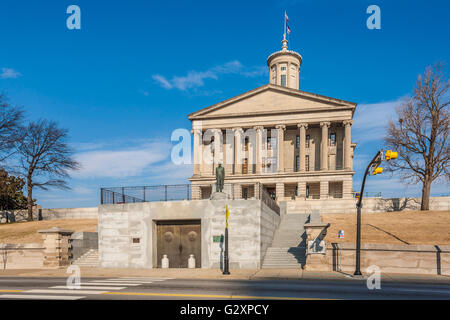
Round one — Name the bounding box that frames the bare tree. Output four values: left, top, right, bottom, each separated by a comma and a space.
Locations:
384, 62, 449, 210
0, 94, 24, 163
16, 120, 80, 220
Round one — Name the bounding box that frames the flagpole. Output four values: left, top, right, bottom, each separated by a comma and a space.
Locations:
284, 10, 286, 40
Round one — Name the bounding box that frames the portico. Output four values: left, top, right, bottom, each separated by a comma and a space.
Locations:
189, 38, 357, 202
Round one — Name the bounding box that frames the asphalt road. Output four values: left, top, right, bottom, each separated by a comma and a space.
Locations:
0, 276, 449, 300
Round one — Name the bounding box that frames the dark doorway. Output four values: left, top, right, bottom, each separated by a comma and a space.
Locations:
156, 220, 201, 268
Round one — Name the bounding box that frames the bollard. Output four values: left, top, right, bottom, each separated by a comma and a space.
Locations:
188, 254, 195, 269
162, 254, 169, 268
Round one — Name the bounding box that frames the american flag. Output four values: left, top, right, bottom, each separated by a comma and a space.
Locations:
285, 12, 291, 34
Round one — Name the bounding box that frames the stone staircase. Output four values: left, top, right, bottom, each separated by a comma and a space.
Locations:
262, 213, 309, 268
71, 249, 99, 267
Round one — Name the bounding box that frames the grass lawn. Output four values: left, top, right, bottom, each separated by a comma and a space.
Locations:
322, 210, 450, 245
0, 219, 98, 244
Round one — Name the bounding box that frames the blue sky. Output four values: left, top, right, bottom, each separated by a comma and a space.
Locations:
0, 0, 448, 208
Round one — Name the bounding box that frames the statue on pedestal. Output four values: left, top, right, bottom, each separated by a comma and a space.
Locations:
216, 163, 225, 192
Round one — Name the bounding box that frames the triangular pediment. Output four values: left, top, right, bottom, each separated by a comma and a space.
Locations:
188, 84, 356, 120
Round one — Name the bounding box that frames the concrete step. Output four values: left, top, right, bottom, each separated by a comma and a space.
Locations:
72, 249, 99, 267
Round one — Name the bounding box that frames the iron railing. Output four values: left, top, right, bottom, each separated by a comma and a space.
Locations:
101, 184, 191, 204
100, 183, 280, 215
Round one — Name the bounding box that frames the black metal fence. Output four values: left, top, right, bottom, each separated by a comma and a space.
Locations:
100, 183, 280, 215
101, 184, 191, 204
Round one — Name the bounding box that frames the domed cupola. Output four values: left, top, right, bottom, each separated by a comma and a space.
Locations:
267, 37, 302, 90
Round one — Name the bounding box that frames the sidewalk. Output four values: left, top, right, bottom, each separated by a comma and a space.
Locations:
1, 267, 449, 283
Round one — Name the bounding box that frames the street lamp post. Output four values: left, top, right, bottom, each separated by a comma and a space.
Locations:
223, 205, 230, 275
223, 226, 230, 275
354, 150, 382, 276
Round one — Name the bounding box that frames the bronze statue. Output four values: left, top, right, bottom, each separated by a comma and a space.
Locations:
215, 163, 225, 192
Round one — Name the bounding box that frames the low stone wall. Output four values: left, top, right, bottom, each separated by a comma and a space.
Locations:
287, 196, 450, 214
0, 244, 44, 269
308, 243, 450, 275
0, 207, 98, 223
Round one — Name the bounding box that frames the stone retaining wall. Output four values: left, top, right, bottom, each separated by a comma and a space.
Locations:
1, 207, 98, 223
0, 244, 45, 269
287, 196, 450, 214
99, 199, 280, 269
306, 242, 450, 275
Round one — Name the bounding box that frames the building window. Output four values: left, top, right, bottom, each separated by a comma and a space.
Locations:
330, 133, 336, 146
243, 158, 248, 174
295, 156, 300, 172
306, 185, 310, 198
306, 135, 310, 148
296, 135, 300, 149
244, 137, 249, 151
281, 75, 287, 87
267, 136, 275, 150
281, 66, 286, 71
305, 155, 310, 172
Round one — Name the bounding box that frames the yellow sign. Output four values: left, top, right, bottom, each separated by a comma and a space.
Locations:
225, 205, 230, 228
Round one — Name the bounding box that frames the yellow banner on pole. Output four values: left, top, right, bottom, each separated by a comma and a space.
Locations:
225, 205, 230, 228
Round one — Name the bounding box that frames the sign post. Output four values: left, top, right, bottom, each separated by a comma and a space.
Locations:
223, 205, 230, 275
338, 230, 344, 271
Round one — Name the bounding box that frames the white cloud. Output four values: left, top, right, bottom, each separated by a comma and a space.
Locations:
0, 67, 21, 79
73, 140, 171, 179
153, 60, 266, 91
352, 99, 405, 145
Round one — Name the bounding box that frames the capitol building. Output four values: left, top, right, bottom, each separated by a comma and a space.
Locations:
188, 37, 357, 202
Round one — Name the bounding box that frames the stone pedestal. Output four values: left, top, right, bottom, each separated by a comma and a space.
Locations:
211, 183, 233, 199
303, 222, 331, 271
210, 192, 230, 200
38, 227, 74, 269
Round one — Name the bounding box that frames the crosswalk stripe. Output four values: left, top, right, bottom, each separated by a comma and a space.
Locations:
115, 278, 172, 280
25, 289, 107, 295
50, 286, 125, 290
86, 282, 141, 286
0, 294, 85, 300
98, 280, 154, 284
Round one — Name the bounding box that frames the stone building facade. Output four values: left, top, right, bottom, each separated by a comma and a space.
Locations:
189, 38, 357, 201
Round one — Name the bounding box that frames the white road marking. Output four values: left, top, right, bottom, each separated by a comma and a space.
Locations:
0, 294, 85, 300
115, 278, 172, 281
50, 286, 125, 290
96, 280, 155, 284
86, 282, 141, 286
25, 289, 106, 295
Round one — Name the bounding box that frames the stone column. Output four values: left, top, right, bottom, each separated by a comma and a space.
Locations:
233, 128, 243, 174
320, 122, 330, 171
343, 179, 353, 199
38, 227, 74, 268
320, 180, 329, 199
192, 129, 202, 175
213, 129, 222, 171
287, 62, 291, 88
275, 125, 286, 173
296, 181, 306, 199
254, 126, 264, 174
254, 183, 261, 199
233, 184, 242, 199
276, 182, 285, 200
298, 123, 308, 172
191, 185, 201, 200
303, 222, 331, 271
343, 120, 353, 170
